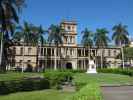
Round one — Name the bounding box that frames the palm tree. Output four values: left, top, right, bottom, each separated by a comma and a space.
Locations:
81, 28, 93, 47
112, 23, 129, 46
31, 25, 46, 71
81, 28, 93, 69
112, 23, 129, 69
0, 0, 25, 72
13, 22, 34, 72
48, 24, 63, 70
13, 23, 47, 72
94, 28, 110, 68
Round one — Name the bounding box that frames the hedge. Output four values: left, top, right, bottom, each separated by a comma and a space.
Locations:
0, 78, 50, 95
98, 68, 133, 76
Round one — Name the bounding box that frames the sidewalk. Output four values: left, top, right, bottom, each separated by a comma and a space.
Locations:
101, 86, 133, 100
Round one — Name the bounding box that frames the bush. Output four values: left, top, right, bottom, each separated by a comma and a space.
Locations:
0, 81, 10, 95
98, 68, 133, 76
45, 69, 86, 73
44, 71, 73, 88
0, 78, 50, 95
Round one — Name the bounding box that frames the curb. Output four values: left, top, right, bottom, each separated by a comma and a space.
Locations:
101, 84, 133, 87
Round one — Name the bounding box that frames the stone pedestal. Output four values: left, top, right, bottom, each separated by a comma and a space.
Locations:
86, 60, 97, 74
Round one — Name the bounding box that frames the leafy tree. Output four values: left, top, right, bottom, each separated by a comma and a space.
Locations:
0, 0, 25, 72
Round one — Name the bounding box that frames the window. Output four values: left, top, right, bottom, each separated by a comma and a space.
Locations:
13, 47, 16, 54
72, 26, 74, 31
28, 48, 32, 55
67, 26, 71, 31
44, 48, 46, 56
108, 49, 111, 56
78, 49, 81, 57
20, 47, 23, 55
19, 60, 22, 63
52, 48, 54, 56
41, 48, 43, 55
47, 48, 51, 56
27, 60, 31, 63
19, 60, 23, 66
114, 50, 116, 56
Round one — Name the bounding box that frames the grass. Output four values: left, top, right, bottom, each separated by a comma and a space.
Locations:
0, 89, 73, 100
66, 83, 102, 100
1, 72, 133, 100
0, 72, 42, 81
74, 73, 133, 85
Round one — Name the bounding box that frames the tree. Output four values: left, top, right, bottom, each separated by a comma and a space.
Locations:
112, 23, 129, 69
48, 24, 63, 70
81, 28, 93, 47
112, 23, 129, 46
13, 22, 47, 72
81, 28, 93, 68
13, 22, 35, 72
94, 28, 110, 68
0, 0, 25, 72
30, 25, 47, 71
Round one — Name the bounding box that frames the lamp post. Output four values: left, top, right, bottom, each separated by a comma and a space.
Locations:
0, 32, 4, 68
121, 46, 124, 69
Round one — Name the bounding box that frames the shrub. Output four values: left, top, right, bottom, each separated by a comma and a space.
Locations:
44, 71, 73, 88
0, 78, 50, 95
0, 81, 10, 95
97, 68, 133, 76
20, 79, 34, 91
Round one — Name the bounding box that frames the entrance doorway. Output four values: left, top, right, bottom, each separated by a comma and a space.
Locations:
66, 62, 72, 69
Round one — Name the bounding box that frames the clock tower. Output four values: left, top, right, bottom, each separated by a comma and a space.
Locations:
60, 20, 77, 46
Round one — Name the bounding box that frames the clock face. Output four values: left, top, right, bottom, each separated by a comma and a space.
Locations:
67, 26, 71, 31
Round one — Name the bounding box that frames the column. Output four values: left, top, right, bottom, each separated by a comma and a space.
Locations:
84, 48, 85, 56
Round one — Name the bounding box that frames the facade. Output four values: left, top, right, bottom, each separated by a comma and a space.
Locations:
9, 21, 122, 71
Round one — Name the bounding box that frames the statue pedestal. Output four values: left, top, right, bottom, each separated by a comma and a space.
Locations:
86, 60, 97, 74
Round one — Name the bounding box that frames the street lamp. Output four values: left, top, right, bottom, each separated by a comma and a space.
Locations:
121, 45, 125, 69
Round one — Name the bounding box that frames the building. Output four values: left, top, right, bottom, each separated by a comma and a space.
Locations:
8, 20, 122, 71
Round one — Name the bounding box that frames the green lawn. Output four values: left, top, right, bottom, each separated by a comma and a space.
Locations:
0, 89, 73, 100
74, 73, 133, 85
0, 72, 42, 81
1, 72, 133, 100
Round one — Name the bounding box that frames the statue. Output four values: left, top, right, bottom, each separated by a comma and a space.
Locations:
86, 50, 97, 74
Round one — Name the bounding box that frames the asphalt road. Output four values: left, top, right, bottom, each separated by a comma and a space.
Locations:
101, 86, 133, 100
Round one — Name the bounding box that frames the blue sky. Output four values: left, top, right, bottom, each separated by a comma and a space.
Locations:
20, 0, 133, 44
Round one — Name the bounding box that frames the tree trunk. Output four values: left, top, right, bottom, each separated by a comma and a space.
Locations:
101, 49, 103, 69
54, 47, 57, 70
88, 47, 90, 70
121, 46, 124, 69
0, 32, 4, 72
22, 42, 25, 72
